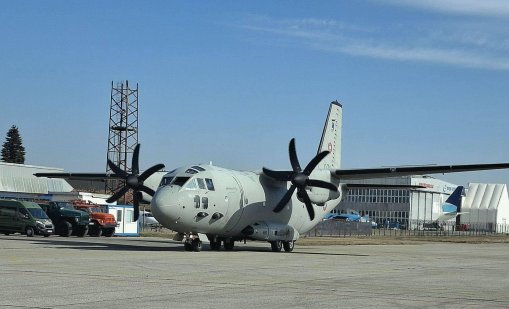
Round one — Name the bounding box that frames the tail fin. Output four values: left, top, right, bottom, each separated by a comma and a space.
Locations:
317, 101, 343, 169
443, 186, 464, 213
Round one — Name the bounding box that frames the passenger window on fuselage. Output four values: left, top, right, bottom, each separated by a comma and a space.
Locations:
196, 178, 206, 189
205, 178, 215, 191
194, 195, 200, 208
202, 197, 208, 209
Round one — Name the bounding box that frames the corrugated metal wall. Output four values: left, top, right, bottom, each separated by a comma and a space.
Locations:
0, 162, 73, 194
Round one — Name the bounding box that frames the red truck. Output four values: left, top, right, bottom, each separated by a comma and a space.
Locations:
71, 200, 117, 237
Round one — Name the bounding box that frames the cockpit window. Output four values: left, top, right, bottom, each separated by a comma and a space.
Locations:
159, 176, 174, 187
183, 178, 198, 190
196, 178, 206, 189
192, 166, 206, 172
185, 168, 198, 174
172, 177, 190, 187
205, 178, 215, 191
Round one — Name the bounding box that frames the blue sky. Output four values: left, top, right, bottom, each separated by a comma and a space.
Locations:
1, 0, 508, 186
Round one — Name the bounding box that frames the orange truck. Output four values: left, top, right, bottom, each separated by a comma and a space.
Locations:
71, 200, 117, 237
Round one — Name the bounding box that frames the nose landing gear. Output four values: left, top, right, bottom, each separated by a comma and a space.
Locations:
184, 234, 202, 252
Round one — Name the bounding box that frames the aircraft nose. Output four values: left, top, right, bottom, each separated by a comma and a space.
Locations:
150, 186, 182, 225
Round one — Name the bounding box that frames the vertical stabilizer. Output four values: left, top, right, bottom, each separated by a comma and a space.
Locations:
443, 186, 464, 213
317, 101, 342, 169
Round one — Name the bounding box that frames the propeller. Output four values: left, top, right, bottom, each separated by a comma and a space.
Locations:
262, 138, 338, 220
105, 144, 165, 221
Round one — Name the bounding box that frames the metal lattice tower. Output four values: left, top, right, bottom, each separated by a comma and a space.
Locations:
105, 81, 139, 204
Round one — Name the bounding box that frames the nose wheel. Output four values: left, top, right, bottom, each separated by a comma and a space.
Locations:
184, 235, 202, 252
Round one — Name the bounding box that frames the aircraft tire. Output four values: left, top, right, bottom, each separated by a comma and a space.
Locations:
184, 242, 193, 251
283, 241, 294, 252
270, 241, 282, 252
270, 240, 283, 252
192, 239, 202, 252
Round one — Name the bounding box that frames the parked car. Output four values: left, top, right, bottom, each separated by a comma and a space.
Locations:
139, 210, 160, 228
0, 199, 54, 237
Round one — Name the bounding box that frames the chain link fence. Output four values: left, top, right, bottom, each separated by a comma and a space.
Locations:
305, 220, 509, 237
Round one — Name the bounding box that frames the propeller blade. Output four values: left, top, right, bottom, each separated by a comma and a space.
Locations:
306, 179, 338, 192
303, 150, 330, 175
273, 185, 296, 213
288, 138, 302, 173
139, 185, 155, 196
298, 188, 315, 220
132, 144, 140, 175
133, 191, 140, 222
106, 186, 130, 203
107, 159, 128, 177
139, 163, 165, 181
262, 168, 293, 181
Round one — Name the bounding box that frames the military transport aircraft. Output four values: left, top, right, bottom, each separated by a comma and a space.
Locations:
35, 101, 509, 252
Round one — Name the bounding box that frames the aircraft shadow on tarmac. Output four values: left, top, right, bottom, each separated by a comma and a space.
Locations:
1, 236, 369, 256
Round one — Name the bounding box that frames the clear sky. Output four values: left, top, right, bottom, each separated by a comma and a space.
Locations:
1, 0, 508, 187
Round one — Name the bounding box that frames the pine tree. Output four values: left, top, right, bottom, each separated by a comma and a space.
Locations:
1, 125, 26, 164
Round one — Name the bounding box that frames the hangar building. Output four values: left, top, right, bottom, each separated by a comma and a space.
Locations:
461, 183, 509, 232
336, 175, 458, 229
0, 162, 73, 199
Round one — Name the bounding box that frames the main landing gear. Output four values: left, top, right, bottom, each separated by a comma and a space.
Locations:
208, 235, 234, 251
270, 240, 295, 252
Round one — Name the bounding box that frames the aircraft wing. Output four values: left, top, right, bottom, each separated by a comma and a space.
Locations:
33, 172, 123, 180
332, 163, 509, 180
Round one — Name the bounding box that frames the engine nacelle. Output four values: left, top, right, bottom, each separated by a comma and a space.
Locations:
241, 221, 300, 241
302, 169, 345, 205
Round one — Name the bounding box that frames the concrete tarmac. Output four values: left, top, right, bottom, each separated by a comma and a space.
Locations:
1, 235, 508, 308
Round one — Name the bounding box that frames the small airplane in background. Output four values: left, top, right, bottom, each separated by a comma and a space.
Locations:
436, 186, 467, 222
35, 101, 509, 252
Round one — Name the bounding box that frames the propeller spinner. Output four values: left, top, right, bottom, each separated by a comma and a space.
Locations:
105, 144, 165, 221
263, 138, 338, 220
